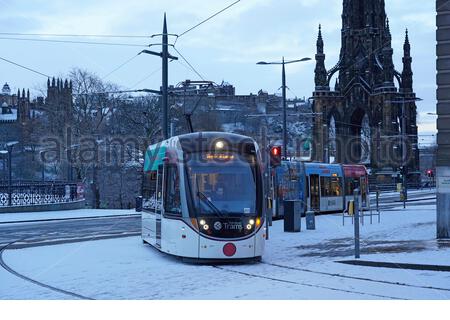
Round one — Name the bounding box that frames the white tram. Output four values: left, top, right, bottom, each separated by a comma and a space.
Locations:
139, 132, 266, 261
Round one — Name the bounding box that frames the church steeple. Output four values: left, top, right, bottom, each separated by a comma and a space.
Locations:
385, 18, 391, 42
342, 0, 386, 30
314, 25, 328, 90
338, 0, 395, 90
402, 29, 413, 92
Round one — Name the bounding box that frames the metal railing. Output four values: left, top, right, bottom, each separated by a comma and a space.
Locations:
368, 182, 435, 192
0, 182, 84, 207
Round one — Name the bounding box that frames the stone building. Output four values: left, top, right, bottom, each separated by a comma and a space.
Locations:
169, 80, 313, 157
312, 0, 420, 183
0, 79, 72, 181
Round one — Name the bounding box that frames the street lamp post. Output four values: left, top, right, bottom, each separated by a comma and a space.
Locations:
0, 151, 7, 182
4, 141, 19, 206
257, 57, 311, 158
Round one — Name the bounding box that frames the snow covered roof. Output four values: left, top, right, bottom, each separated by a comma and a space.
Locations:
0, 107, 17, 121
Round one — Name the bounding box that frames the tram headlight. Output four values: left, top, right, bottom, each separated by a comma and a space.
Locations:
246, 224, 253, 230
203, 224, 210, 231
249, 219, 255, 226
199, 219, 206, 226
215, 140, 225, 150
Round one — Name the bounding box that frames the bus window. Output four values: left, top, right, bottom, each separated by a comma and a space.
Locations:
164, 165, 182, 216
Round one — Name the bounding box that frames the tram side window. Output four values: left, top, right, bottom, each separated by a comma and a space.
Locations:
164, 165, 182, 216
345, 178, 359, 196
142, 171, 157, 210
331, 177, 342, 196
320, 177, 342, 197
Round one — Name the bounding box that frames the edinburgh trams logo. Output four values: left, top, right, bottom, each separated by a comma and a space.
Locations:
214, 221, 223, 231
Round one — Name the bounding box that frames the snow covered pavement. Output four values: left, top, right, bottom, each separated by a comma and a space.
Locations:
1, 204, 449, 300
0, 209, 140, 224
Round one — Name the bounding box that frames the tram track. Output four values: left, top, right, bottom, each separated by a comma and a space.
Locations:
212, 265, 405, 300
260, 262, 450, 293
0, 237, 95, 300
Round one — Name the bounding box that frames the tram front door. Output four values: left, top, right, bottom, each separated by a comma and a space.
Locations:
309, 174, 320, 211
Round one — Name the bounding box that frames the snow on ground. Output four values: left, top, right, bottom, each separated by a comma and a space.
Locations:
0, 209, 139, 224
1, 204, 449, 300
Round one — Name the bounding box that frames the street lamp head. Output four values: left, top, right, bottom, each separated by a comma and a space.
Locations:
299, 57, 312, 62
256, 61, 270, 65
0, 150, 8, 155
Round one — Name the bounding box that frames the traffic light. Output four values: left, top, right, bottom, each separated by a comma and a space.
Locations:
270, 146, 282, 167
426, 169, 434, 178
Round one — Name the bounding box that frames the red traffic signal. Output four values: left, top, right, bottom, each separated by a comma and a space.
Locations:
270, 146, 282, 167
426, 169, 434, 178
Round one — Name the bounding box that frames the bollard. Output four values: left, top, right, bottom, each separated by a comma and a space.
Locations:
135, 196, 143, 213
376, 187, 380, 213
306, 211, 316, 230
284, 200, 301, 232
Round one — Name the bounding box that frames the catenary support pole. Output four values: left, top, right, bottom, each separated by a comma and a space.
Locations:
162, 13, 169, 140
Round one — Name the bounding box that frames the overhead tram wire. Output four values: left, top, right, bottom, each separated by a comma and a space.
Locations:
174, 0, 241, 45
72, 1, 241, 89
0, 37, 147, 47
102, 53, 140, 80
0, 56, 51, 78
93, 1, 242, 95
131, 66, 163, 89
172, 46, 206, 81
0, 32, 151, 39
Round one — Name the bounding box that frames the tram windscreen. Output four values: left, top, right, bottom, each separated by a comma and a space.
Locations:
186, 152, 257, 217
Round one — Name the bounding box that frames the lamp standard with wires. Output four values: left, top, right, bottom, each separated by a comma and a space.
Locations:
257, 57, 311, 158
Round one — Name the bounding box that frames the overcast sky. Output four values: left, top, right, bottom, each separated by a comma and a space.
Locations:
0, 0, 436, 140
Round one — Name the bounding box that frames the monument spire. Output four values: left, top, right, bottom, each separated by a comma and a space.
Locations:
314, 25, 328, 90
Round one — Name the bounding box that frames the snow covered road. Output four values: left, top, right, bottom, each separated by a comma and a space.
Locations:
1, 204, 449, 300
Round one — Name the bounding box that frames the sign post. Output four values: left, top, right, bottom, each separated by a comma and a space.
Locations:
354, 188, 360, 259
